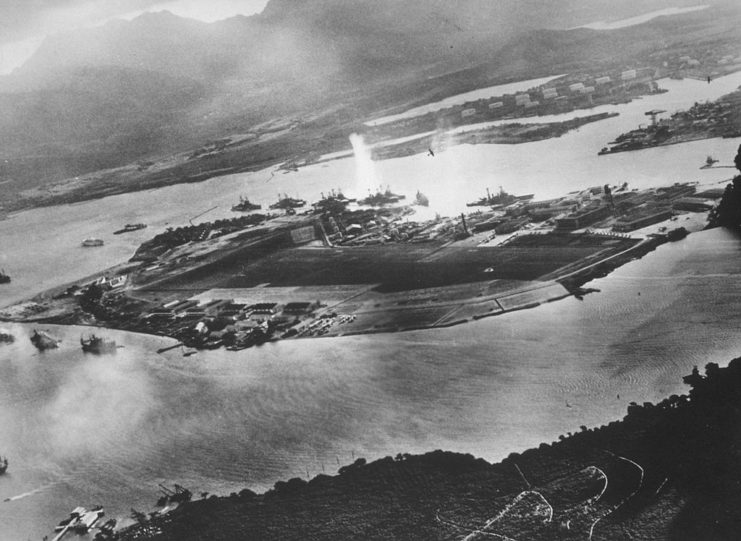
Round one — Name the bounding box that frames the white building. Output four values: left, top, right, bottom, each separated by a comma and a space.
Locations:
542, 88, 558, 99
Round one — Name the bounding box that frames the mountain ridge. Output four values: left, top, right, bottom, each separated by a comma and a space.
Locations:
0, 0, 732, 206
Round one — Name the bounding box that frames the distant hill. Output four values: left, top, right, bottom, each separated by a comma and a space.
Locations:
0, 66, 205, 154
0, 66, 208, 192
9, 0, 718, 88
0, 0, 732, 202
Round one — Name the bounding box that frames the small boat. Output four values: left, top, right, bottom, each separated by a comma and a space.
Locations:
700, 155, 719, 169
95, 518, 118, 539
81, 238, 104, 247
414, 190, 429, 207
0, 270, 10, 284
0, 457, 7, 474
231, 196, 262, 212
113, 223, 147, 235
80, 334, 117, 354
30, 329, 59, 351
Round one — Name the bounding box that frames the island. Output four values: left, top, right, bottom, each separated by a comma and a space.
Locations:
0, 181, 716, 352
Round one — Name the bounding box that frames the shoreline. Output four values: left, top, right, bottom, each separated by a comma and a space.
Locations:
113, 359, 741, 540
1, 175, 709, 351
0, 228, 686, 347
0, 72, 684, 217
598, 132, 730, 157
4, 69, 739, 217
0, 113, 620, 216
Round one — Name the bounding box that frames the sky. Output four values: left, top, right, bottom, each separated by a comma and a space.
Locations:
0, 0, 270, 74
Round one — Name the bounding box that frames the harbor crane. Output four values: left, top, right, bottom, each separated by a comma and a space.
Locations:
645, 109, 666, 127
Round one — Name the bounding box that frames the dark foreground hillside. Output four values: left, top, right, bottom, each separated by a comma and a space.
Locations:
119, 358, 741, 540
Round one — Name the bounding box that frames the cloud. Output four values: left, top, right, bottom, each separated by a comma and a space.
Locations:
41, 344, 160, 458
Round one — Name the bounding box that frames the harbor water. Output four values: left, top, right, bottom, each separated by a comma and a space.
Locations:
2, 229, 741, 539
1, 71, 741, 539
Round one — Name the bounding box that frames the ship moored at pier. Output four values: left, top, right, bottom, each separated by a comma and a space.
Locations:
358, 186, 406, 207
231, 196, 262, 212
269, 194, 306, 212
53, 506, 105, 538
466, 187, 534, 208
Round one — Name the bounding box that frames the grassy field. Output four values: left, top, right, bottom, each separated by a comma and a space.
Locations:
141, 234, 637, 294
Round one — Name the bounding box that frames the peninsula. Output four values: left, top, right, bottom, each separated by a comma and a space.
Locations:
599, 88, 741, 156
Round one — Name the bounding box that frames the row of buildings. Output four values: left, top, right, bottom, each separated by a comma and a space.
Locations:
459, 68, 657, 119
547, 183, 719, 232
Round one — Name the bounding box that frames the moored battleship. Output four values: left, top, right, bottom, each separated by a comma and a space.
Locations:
358, 186, 406, 207
30, 329, 59, 351
80, 334, 117, 354
231, 196, 262, 212
466, 187, 534, 208
312, 189, 355, 214
269, 194, 306, 211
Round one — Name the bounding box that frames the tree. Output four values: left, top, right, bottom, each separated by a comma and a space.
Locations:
708, 145, 741, 228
